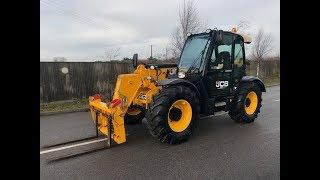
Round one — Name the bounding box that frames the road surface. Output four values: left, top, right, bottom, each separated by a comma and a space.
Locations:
40, 85, 280, 180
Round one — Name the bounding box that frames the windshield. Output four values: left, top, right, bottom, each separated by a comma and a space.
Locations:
178, 34, 210, 72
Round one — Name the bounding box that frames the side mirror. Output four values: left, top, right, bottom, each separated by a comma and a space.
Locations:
216, 30, 224, 43
132, 53, 138, 68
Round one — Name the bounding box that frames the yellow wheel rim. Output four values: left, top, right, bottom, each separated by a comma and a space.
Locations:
245, 91, 258, 115
168, 99, 192, 132
127, 107, 141, 116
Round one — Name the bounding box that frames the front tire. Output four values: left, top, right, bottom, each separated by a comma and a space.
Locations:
124, 105, 145, 125
228, 82, 262, 123
145, 85, 200, 144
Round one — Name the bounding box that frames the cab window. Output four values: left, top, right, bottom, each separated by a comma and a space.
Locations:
233, 36, 245, 79
234, 43, 244, 68
210, 33, 233, 70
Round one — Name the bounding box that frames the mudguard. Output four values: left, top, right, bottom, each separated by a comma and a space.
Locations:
157, 78, 201, 97
240, 76, 266, 92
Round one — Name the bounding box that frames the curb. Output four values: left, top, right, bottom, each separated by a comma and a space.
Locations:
40, 107, 89, 116
40, 84, 280, 116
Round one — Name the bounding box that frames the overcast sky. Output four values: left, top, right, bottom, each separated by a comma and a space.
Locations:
40, 0, 280, 62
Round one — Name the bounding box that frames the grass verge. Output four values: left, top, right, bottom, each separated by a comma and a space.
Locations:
40, 98, 89, 114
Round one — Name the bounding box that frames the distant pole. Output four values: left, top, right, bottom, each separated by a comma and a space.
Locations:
150, 45, 153, 59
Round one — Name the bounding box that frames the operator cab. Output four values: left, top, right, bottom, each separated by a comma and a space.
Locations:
177, 29, 250, 95
177, 29, 250, 73
175, 28, 252, 114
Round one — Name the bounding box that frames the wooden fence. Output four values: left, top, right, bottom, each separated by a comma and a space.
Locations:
40, 60, 279, 103
40, 62, 133, 102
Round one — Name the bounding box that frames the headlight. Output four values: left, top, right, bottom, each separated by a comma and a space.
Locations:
178, 71, 185, 78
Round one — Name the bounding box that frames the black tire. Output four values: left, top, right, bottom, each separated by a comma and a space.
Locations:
124, 105, 145, 125
228, 82, 262, 123
144, 85, 200, 144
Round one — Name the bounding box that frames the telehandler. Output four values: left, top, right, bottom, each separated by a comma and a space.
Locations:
89, 28, 265, 146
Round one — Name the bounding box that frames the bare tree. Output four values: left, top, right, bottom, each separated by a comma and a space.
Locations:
237, 20, 251, 34
276, 47, 280, 59
251, 28, 274, 77
155, 46, 171, 61
105, 48, 121, 61
170, 0, 206, 58
164, 46, 170, 60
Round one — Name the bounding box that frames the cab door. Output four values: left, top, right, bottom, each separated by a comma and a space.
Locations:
204, 32, 235, 97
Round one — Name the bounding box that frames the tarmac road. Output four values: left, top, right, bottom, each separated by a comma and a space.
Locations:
40, 85, 280, 180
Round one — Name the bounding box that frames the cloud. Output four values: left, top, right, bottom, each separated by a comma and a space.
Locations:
40, 0, 279, 61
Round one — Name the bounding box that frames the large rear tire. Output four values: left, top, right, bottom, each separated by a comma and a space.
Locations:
144, 85, 200, 144
228, 82, 262, 123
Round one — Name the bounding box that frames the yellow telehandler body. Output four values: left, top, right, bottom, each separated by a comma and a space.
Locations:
89, 64, 174, 144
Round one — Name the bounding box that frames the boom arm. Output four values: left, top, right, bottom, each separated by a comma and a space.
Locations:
89, 64, 173, 144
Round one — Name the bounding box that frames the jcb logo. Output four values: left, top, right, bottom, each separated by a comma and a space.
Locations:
216, 81, 228, 89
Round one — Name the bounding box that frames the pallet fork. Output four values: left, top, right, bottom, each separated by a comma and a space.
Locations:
41, 106, 113, 163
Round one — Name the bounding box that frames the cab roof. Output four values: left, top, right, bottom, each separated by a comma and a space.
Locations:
188, 28, 252, 44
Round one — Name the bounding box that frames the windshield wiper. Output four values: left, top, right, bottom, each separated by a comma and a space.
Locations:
186, 39, 210, 74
